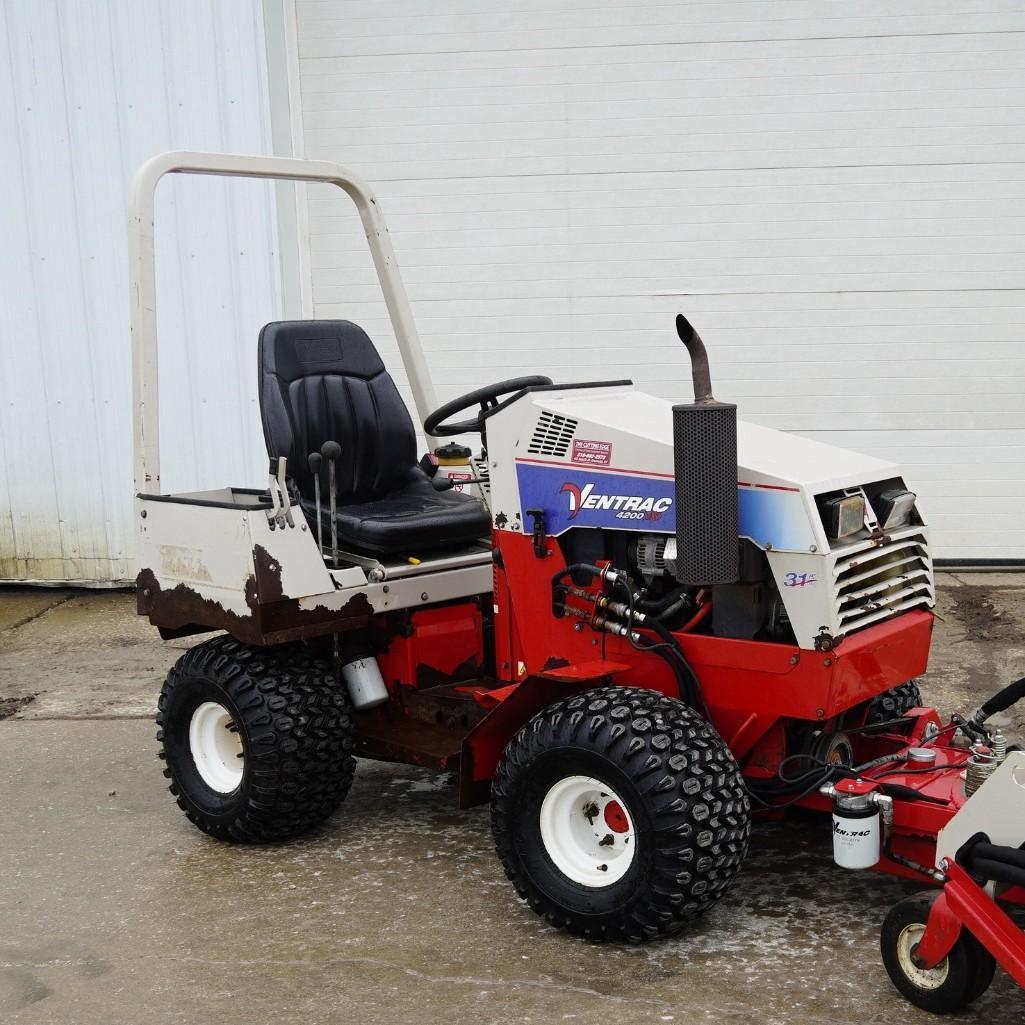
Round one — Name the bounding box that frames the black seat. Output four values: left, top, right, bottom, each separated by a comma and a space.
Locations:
259, 320, 491, 555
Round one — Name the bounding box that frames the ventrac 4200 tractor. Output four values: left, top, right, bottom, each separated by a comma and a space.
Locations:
132, 153, 1025, 1013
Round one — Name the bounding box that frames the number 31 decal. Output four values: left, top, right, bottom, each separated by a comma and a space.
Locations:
784, 572, 817, 588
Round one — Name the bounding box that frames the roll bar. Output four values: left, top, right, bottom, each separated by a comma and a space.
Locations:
128, 151, 439, 491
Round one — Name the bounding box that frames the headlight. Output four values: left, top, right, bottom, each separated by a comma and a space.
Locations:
874, 488, 916, 530
822, 494, 865, 540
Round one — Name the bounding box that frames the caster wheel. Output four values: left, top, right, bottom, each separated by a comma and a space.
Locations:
880, 891, 995, 1013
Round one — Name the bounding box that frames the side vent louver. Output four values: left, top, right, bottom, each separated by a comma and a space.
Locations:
527, 411, 578, 457
832, 532, 933, 636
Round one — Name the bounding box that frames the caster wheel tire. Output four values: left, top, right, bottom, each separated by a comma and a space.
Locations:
880, 891, 995, 1013
866, 680, 923, 725
491, 686, 751, 942
157, 635, 355, 843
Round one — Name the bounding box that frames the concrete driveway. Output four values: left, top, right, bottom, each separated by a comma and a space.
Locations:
1, 576, 1024, 1024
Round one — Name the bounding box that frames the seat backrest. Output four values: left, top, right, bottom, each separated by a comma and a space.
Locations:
259, 320, 417, 502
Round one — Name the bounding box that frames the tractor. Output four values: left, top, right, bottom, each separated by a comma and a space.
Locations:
130, 152, 1025, 1013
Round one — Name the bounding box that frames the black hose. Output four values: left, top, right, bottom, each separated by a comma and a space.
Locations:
551, 563, 601, 589
642, 617, 710, 720
655, 598, 690, 625
635, 585, 690, 615
976, 675, 1025, 723
635, 635, 693, 709
966, 858, 1025, 890
968, 841, 1025, 872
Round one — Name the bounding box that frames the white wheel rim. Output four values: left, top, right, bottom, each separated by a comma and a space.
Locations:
896, 923, 950, 990
188, 701, 244, 794
539, 775, 636, 887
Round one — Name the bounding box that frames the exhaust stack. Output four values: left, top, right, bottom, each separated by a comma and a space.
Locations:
672, 315, 740, 586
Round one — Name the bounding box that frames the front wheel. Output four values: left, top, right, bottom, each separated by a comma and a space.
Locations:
880, 891, 996, 1013
866, 680, 923, 725
157, 636, 355, 843
490, 686, 751, 942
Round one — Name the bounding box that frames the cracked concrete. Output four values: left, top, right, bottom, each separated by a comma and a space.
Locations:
1, 577, 1024, 1024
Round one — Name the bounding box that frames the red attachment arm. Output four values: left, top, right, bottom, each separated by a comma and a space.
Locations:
915, 863, 1025, 988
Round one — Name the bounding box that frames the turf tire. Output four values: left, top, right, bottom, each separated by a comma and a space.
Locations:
491, 686, 751, 942
866, 680, 924, 725
157, 635, 355, 842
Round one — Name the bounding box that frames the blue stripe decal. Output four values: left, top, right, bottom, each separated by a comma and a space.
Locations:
515, 463, 815, 550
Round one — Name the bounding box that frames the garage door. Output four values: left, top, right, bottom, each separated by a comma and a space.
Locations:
293, 1, 1025, 561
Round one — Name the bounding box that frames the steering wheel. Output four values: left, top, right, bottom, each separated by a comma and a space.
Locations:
424, 376, 553, 436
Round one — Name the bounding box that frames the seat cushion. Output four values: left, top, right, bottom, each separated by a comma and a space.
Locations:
304, 469, 491, 555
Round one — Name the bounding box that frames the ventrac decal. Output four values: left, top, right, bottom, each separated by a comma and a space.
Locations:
561, 481, 672, 521
516, 463, 675, 534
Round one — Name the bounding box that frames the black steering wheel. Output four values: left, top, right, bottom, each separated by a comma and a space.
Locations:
424, 376, 553, 436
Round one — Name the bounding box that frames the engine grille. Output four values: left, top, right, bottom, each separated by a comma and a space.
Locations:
832, 531, 933, 636
527, 411, 578, 457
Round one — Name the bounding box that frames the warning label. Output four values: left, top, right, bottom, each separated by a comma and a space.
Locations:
571, 439, 612, 466
447, 471, 473, 492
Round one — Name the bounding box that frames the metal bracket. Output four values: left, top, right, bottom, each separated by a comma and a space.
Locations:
527, 508, 547, 558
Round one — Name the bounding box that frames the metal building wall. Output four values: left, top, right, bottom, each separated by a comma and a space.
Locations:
0, 0, 283, 584
293, 1, 1025, 561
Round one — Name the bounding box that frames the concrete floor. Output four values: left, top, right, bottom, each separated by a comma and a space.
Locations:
1, 576, 1024, 1024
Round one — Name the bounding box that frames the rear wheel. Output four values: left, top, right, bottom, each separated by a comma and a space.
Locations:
491, 686, 751, 942
880, 891, 995, 1013
157, 636, 355, 842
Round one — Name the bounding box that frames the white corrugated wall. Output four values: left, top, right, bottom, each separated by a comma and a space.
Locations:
293, 0, 1025, 561
0, 0, 284, 584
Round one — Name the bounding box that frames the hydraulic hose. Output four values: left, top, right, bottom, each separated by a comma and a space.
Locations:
965, 859, 1025, 889
973, 675, 1025, 725
641, 617, 710, 720
551, 563, 602, 589
635, 585, 690, 615
967, 841, 1025, 872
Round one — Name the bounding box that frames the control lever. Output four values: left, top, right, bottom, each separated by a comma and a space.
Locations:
321, 441, 341, 569
320, 440, 343, 684
308, 451, 324, 559
276, 455, 294, 528
266, 458, 282, 528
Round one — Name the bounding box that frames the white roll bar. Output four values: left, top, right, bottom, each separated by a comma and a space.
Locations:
128, 151, 439, 492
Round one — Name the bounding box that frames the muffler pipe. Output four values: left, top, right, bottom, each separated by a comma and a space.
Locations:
672, 314, 739, 586
675, 315, 714, 404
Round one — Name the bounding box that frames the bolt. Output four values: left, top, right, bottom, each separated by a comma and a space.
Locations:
420, 592, 428, 601
809, 545, 817, 553
140, 509, 147, 519
598, 833, 615, 847
789, 654, 799, 665
382, 584, 389, 593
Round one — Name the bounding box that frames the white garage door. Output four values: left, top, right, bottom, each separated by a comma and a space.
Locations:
293, 1, 1025, 561
0, 0, 283, 584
